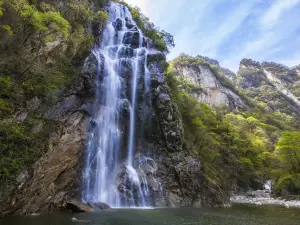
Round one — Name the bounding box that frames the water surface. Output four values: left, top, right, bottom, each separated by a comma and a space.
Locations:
1, 204, 300, 225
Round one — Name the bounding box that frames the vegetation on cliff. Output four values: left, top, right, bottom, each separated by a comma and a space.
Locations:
238, 59, 300, 120
167, 55, 300, 196
119, 0, 174, 53
0, 0, 109, 181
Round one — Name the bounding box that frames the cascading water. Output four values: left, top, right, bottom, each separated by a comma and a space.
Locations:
82, 2, 160, 208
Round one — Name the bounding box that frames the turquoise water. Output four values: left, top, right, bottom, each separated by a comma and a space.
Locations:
1, 204, 299, 225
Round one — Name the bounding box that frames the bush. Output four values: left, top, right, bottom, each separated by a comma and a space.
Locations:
274, 174, 300, 195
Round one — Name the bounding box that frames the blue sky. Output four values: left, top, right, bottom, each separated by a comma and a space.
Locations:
124, 0, 300, 71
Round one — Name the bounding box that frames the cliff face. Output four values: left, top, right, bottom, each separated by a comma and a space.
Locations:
0, 41, 98, 216
0, 0, 222, 216
0, 0, 108, 215
238, 59, 300, 119
171, 55, 300, 121
171, 55, 244, 110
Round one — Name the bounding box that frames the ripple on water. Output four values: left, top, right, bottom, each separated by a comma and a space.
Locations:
1, 205, 300, 225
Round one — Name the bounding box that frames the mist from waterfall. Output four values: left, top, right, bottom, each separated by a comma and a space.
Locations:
82, 2, 160, 208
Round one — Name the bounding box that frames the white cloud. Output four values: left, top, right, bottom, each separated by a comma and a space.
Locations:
221, 0, 300, 71
123, 0, 300, 71
124, 0, 145, 7
123, 0, 149, 15
261, 0, 300, 29
198, 1, 258, 57
280, 56, 300, 67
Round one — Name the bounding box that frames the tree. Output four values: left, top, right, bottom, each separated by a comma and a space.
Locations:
0, 0, 3, 17
276, 131, 300, 173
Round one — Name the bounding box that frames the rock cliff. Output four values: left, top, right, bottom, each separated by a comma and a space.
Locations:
238, 59, 300, 119
171, 55, 300, 121
0, 56, 95, 215
171, 55, 244, 110
0, 0, 224, 216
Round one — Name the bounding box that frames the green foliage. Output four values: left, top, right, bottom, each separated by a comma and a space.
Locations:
166, 61, 297, 192
64, 2, 94, 26
96, 9, 109, 22
0, 76, 13, 116
0, 119, 56, 181
274, 174, 300, 195
0, 99, 11, 115
276, 132, 300, 173
0, 24, 13, 35
0, 76, 13, 97
0, 0, 108, 183
0, 0, 3, 17
124, 4, 174, 53
20, 4, 70, 37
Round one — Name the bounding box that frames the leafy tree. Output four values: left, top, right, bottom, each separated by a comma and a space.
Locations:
20, 4, 70, 37
276, 131, 300, 173
0, 0, 3, 17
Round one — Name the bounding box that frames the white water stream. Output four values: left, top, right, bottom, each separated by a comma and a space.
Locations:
82, 2, 160, 208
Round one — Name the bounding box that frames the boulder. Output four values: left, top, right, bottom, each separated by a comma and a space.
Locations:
88, 202, 111, 211
65, 199, 94, 213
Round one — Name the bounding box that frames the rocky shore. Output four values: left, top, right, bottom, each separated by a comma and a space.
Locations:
231, 190, 300, 208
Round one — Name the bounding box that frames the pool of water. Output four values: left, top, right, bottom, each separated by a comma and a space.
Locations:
1, 204, 299, 225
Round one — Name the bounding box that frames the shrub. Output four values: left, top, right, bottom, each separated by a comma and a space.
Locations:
274, 174, 300, 195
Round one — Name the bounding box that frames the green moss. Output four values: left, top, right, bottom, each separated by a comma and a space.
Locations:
0, 118, 57, 181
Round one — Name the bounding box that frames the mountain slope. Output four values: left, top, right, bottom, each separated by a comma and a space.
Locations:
238, 59, 300, 120
170, 54, 245, 110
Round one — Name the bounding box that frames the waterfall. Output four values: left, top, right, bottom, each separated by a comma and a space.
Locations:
82, 2, 159, 208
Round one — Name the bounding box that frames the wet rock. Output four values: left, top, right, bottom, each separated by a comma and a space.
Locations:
125, 17, 135, 29
83, 54, 99, 77
117, 46, 134, 58
80, 103, 94, 116
147, 51, 166, 65
113, 18, 123, 31
118, 59, 133, 79
89, 120, 98, 129
247, 190, 271, 198
65, 199, 94, 213
118, 99, 131, 115
88, 202, 111, 211
123, 31, 140, 48
142, 37, 148, 48
149, 68, 165, 88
